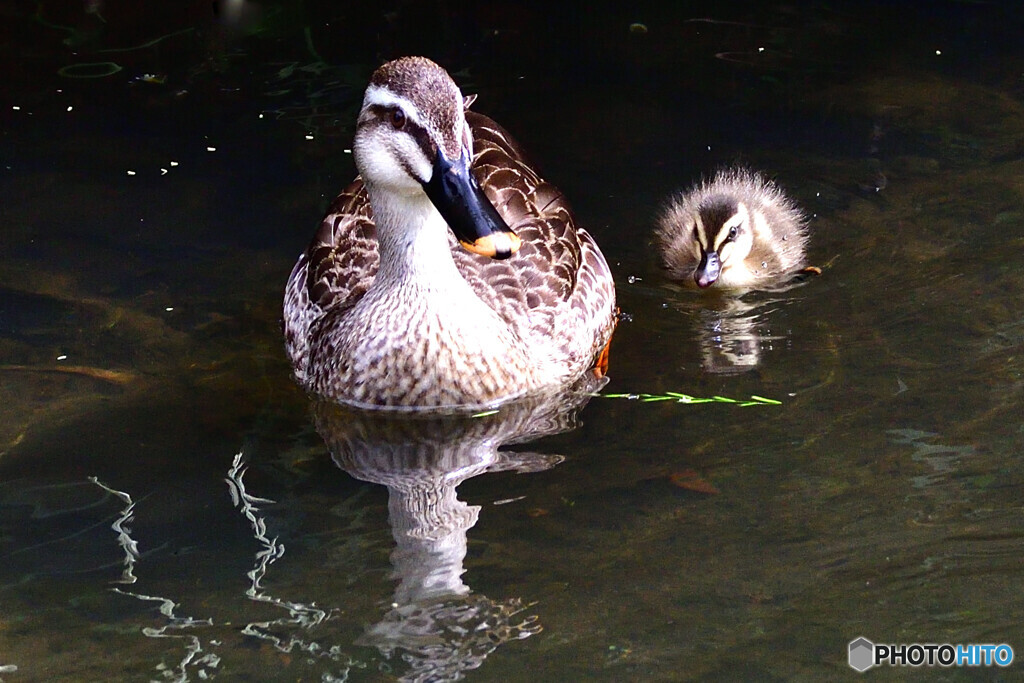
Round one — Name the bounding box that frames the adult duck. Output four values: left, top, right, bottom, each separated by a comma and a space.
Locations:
284, 57, 616, 411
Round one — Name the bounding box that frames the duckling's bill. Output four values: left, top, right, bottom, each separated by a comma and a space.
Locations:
423, 147, 520, 260
695, 250, 721, 288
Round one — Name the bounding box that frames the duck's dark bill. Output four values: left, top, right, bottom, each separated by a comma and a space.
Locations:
423, 149, 520, 259
696, 250, 721, 288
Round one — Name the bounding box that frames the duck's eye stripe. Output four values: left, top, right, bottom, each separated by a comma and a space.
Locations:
364, 104, 438, 159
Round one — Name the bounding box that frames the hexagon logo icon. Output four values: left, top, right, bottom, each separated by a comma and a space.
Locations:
849, 637, 875, 672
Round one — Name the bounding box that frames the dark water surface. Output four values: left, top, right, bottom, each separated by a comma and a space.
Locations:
3, 1, 1024, 680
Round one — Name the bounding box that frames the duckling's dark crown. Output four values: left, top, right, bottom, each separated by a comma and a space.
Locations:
697, 195, 743, 231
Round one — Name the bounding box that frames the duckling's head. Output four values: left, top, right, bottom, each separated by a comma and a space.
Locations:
685, 195, 757, 288
657, 169, 807, 289
353, 56, 520, 259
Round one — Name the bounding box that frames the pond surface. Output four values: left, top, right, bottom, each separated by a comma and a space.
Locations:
2, 1, 1023, 680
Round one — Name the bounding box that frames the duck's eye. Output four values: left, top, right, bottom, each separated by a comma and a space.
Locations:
727, 226, 739, 240
389, 108, 407, 130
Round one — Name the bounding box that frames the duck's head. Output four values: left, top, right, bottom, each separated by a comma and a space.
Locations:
353, 56, 521, 260
689, 196, 756, 288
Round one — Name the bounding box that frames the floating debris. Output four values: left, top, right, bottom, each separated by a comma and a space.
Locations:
57, 62, 122, 78
600, 391, 781, 406
493, 496, 526, 506
669, 469, 720, 495
0, 364, 136, 385
134, 73, 167, 85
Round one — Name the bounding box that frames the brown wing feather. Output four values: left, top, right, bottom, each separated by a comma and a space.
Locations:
454, 111, 614, 374
307, 181, 378, 311
283, 180, 378, 380
284, 110, 615, 381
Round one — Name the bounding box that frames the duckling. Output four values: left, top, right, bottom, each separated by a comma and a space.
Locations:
655, 169, 809, 289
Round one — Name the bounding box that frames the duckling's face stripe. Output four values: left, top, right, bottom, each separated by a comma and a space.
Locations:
692, 215, 708, 258
714, 203, 754, 266
697, 202, 750, 264
690, 200, 756, 287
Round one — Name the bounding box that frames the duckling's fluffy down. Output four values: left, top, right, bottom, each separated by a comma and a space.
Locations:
655, 168, 808, 288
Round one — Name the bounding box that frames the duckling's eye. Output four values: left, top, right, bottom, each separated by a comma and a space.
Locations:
727, 226, 739, 240
389, 108, 407, 130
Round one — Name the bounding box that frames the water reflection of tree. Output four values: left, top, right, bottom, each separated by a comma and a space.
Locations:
314, 374, 604, 682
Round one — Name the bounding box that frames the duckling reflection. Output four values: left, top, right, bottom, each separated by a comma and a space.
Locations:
313, 374, 604, 682
674, 295, 792, 375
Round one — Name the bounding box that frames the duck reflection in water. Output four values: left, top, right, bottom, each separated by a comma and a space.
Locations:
314, 373, 605, 681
